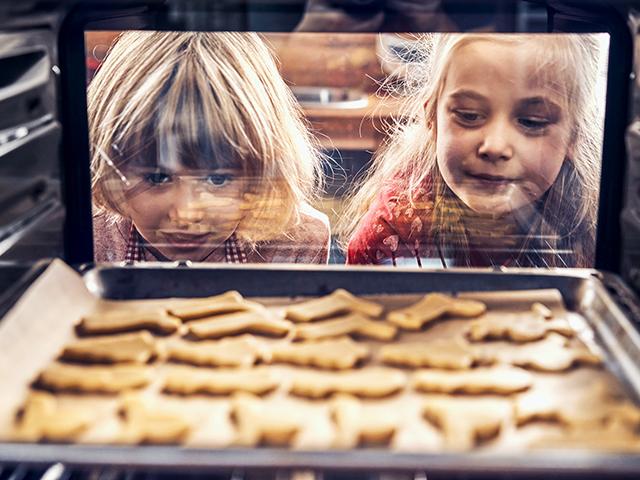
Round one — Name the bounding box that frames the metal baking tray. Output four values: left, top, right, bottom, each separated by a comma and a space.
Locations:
1, 262, 640, 478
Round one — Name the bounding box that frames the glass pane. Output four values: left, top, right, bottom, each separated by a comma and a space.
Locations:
86, 29, 608, 267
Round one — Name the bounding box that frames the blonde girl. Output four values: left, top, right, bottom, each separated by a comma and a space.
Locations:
89, 31, 330, 263
344, 33, 606, 268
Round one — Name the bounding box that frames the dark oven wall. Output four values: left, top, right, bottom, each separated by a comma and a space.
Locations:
623, 5, 640, 292
0, 2, 65, 267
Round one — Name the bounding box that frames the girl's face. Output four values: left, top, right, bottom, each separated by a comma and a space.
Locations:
120, 166, 246, 261
435, 40, 573, 217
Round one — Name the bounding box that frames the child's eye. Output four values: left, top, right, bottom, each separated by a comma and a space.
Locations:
452, 110, 484, 125
518, 117, 550, 132
206, 173, 234, 186
144, 172, 172, 185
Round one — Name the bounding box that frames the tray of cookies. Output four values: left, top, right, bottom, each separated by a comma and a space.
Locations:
0, 259, 640, 476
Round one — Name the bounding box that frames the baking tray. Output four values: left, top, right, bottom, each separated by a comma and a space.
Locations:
1, 262, 640, 478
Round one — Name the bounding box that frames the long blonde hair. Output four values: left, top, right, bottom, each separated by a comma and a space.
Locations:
341, 33, 607, 267
88, 31, 324, 245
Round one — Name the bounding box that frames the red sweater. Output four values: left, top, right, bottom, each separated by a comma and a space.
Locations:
347, 178, 436, 266
347, 178, 562, 268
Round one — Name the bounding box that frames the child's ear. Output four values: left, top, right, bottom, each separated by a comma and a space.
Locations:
423, 98, 431, 117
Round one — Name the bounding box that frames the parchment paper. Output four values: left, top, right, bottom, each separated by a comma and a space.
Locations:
0, 259, 630, 451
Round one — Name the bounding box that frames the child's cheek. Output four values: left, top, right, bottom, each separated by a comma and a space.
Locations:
519, 138, 567, 196
126, 190, 174, 230
436, 128, 470, 184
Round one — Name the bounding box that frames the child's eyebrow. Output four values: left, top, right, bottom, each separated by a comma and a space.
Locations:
448, 89, 488, 103
517, 97, 562, 113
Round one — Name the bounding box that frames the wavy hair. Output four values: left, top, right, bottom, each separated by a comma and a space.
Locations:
88, 31, 324, 245
341, 33, 607, 267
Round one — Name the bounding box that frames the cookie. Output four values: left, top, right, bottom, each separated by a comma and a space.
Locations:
290, 367, 406, 399
163, 365, 279, 396
412, 366, 533, 395
13, 391, 91, 442
36, 363, 152, 393
494, 334, 603, 372
188, 309, 292, 339
78, 309, 181, 335
168, 291, 255, 321
293, 312, 397, 342
530, 427, 640, 453
387, 293, 486, 330
422, 397, 511, 450
514, 383, 640, 430
380, 338, 487, 370
268, 337, 369, 370
285, 289, 384, 323
118, 394, 191, 444
330, 394, 399, 448
60, 331, 156, 364
466, 312, 574, 343
531, 302, 553, 319
231, 392, 307, 447
167, 335, 268, 368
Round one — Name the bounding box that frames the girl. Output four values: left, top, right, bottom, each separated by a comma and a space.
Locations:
343, 33, 607, 268
89, 31, 330, 263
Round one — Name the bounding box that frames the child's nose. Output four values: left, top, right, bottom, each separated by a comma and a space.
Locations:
477, 120, 514, 162
168, 182, 205, 224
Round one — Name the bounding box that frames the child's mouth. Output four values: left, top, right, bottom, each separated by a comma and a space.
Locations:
465, 172, 517, 188
158, 230, 212, 247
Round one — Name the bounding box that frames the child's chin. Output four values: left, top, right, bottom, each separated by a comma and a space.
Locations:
156, 243, 219, 262
461, 197, 518, 218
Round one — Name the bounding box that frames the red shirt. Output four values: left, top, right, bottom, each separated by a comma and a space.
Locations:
347, 177, 555, 268
347, 178, 436, 266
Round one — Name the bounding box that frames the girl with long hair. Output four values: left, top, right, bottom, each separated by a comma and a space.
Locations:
343, 33, 607, 268
89, 31, 330, 263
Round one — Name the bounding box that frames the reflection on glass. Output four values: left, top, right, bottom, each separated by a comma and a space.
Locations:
88, 32, 330, 263
86, 31, 609, 268
343, 33, 609, 268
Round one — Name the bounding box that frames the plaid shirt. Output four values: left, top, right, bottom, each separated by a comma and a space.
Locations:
124, 223, 247, 263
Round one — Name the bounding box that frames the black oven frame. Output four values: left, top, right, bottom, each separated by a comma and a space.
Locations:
57, 0, 634, 271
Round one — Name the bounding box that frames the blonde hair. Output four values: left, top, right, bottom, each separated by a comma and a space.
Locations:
88, 31, 323, 245
341, 33, 607, 267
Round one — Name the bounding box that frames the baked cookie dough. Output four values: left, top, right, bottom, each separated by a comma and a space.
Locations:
13, 391, 91, 442
168, 290, 248, 320
285, 289, 384, 323
60, 331, 156, 364
166, 335, 268, 368
380, 338, 487, 370
466, 313, 574, 343
231, 393, 314, 447
514, 382, 640, 430
163, 366, 280, 396
412, 366, 533, 395
293, 313, 397, 341
36, 363, 152, 393
268, 337, 369, 370
331, 394, 399, 448
494, 334, 603, 372
188, 309, 292, 339
387, 293, 486, 330
78, 309, 181, 335
118, 394, 191, 444
291, 367, 407, 399
423, 397, 511, 450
